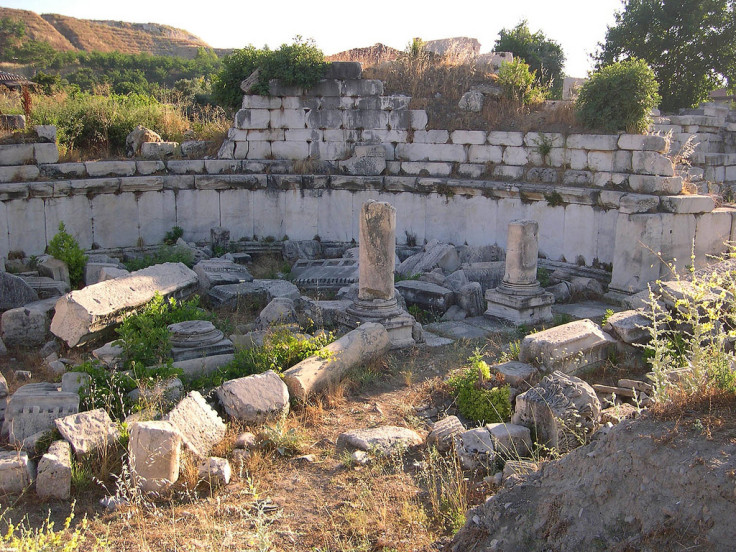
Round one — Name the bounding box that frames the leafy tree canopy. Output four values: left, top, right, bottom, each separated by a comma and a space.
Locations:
494, 20, 566, 92
596, 0, 736, 111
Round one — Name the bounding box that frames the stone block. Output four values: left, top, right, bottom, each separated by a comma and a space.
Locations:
524, 132, 565, 148
0, 271, 39, 311
235, 109, 270, 129
34, 143, 59, 164
487, 131, 524, 147
36, 440, 71, 499
454, 427, 495, 469
486, 422, 532, 457
337, 426, 422, 454
618, 193, 660, 214
166, 160, 205, 174
468, 144, 503, 163
409, 110, 428, 130
208, 279, 300, 308
628, 175, 682, 194
165, 391, 226, 459
0, 451, 33, 493
503, 147, 528, 166
193, 258, 253, 291
512, 371, 601, 452
618, 134, 669, 152
457, 164, 485, 178
0, 114, 25, 130
457, 282, 485, 316
343, 79, 384, 96
660, 195, 715, 214
494, 360, 537, 387
400, 162, 452, 176
603, 309, 650, 344
246, 141, 271, 159
40, 163, 87, 178
451, 130, 487, 144
632, 151, 675, 176
51, 262, 198, 347
141, 142, 179, 159
427, 416, 465, 452
344, 109, 389, 130
55, 408, 119, 456
397, 243, 461, 276
396, 280, 454, 312
0, 165, 39, 183
198, 457, 231, 486
1, 306, 49, 347
588, 151, 613, 172
566, 134, 618, 150
85, 161, 136, 177
283, 323, 390, 400
172, 354, 235, 378
396, 143, 466, 163
413, 130, 449, 143
129, 421, 181, 493
0, 143, 34, 165
216, 370, 289, 423
494, 165, 524, 179
242, 95, 281, 109
61, 371, 90, 394
270, 109, 307, 129
3, 384, 79, 445
519, 319, 617, 374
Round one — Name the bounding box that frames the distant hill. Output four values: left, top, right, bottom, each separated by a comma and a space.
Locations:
0, 6, 219, 59
327, 43, 402, 68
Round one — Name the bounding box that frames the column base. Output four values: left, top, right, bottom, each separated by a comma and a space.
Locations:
341, 298, 417, 349
484, 287, 554, 326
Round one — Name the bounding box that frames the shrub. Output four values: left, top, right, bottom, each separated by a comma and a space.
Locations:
114, 292, 209, 370
576, 58, 660, 133
448, 350, 511, 424
188, 327, 334, 388
47, 222, 87, 287
497, 59, 546, 105
213, 37, 327, 108
163, 225, 184, 245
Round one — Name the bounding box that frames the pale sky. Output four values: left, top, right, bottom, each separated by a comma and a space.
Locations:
1, 0, 624, 77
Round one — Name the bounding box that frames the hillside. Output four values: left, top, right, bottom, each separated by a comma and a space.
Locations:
0, 6, 216, 59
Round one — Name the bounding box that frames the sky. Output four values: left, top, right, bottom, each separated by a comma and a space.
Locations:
1, 0, 624, 77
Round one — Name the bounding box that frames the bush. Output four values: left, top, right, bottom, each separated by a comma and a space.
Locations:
213, 37, 327, 108
188, 327, 334, 388
47, 222, 87, 288
497, 59, 546, 105
576, 58, 660, 133
114, 292, 209, 369
448, 350, 511, 424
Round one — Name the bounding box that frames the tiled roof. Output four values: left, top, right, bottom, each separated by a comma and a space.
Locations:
0, 71, 31, 85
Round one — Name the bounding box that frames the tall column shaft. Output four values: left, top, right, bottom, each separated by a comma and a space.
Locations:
503, 220, 540, 287
358, 200, 396, 301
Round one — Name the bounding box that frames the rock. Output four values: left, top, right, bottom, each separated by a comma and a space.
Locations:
454, 427, 495, 469
3, 384, 78, 445
126, 125, 162, 157
419, 271, 447, 287
128, 378, 183, 406
20, 276, 69, 300
485, 423, 532, 458
283, 240, 323, 262
61, 371, 90, 394
340, 144, 387, 176
519, 319, 617, 374
193, 258, 253, 292
34, 124, 56, 143
603, 310, 651, 344
463, 262, 506, 293
51, 262, 198, 347
36, 441, 71, 500
337, 426, 423, 455
0, 451, 34, 493
397, 243, 461, 276
15, 370, 31, 381
39, 340, 60, 358
502, 459, 539, 480
283, 323, 390, 400
216, 370, 290, 423
444, 270, 469, 292
128, 421, 181, 493
234, 432, 257, 449
98, 266, 130, 282
600, 403, 639, 425
165, 391, 227, 459
208, 279, 300, 308
198, 457, 231, 486
569, 277, 604, 299
512, 371, 601, 453
441, 305, 467, 321
1, 306, 49, 346
459, 90, 484, 113
92, 341, 124, 368
0, 272, 38, 311
458, 282, 485, 317
171, 354, 235, 378
168, 320, 233, 361
38, 258, 70, 288
54, 408, 120, 456
494, 361, 537, 388
256, 297, 297, 329
547, 281, 571, 303
427, 416, 465, 452
0, 336, 6, 356
47, 359, 66, 376
396, 280, 454, 312
85, 262, 125, 286
181, 140, 211, 158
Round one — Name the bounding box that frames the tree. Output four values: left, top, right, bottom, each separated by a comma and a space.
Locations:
494, 20, 565, 93
596, 0, 736, 111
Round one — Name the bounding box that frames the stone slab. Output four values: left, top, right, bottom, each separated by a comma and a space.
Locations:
36, 440, 71, 499
3, 384, 79, 445
165, 391, 226, 459
0, 451, 34, 493
216, 370, 289, 423
129, 420, 181, 493
54, 408, 120, 455
336, 426, 422, 455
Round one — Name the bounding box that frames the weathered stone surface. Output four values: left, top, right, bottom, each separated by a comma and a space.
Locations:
519, 319, 617, 374
38, 258, 70, 288
547, 281, 571, 303
454, 427, 495, 469
51, 262, 198, 347
458, 90, 484, 112
21, 276, 69, 300
458, 282, 485, 316
129, 421, 181, 493
282, 240, 323, 262
600, 403, 638, 425
427, 415, 465, 452
168, 320, 233, 361
512, 371, 601, 453
208, 279, 300, 308
61, 371, 90, 394
358, 201, 396, 301
165, 391, 226, 459
603, 310, 651, 344
193, 259, 253, 291
256, 297, 297, 329
92, 341, 123, 367
0, 272, 38, 312
486, 423, 532, 458
396, 280, 454, 312
98, 266, 130, 282
85, 262, 123, 286
0, 451, 34, 493
55, 408, 120, 455
494, 360, 538, 387
141, 141, 179, 159
1, 305, 49, 346
235, 432, 257, 449
632, 151, 674, 176
397, 243, 461, 276
0, 336, 6, 357
216, 370, 289, 423
337, 426, 422, 454
36, 440, 71, 500
172, 354, 235, 378
128, 377, 183, 406
3, 384, 79, 445
198, 457, 231, 486
340, 145, 386, 176
283, 322, 390, 400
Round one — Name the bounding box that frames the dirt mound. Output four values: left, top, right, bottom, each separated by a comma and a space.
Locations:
0, 7, 75, 52
451, 414, 736, 551
327, 43, 402, 68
